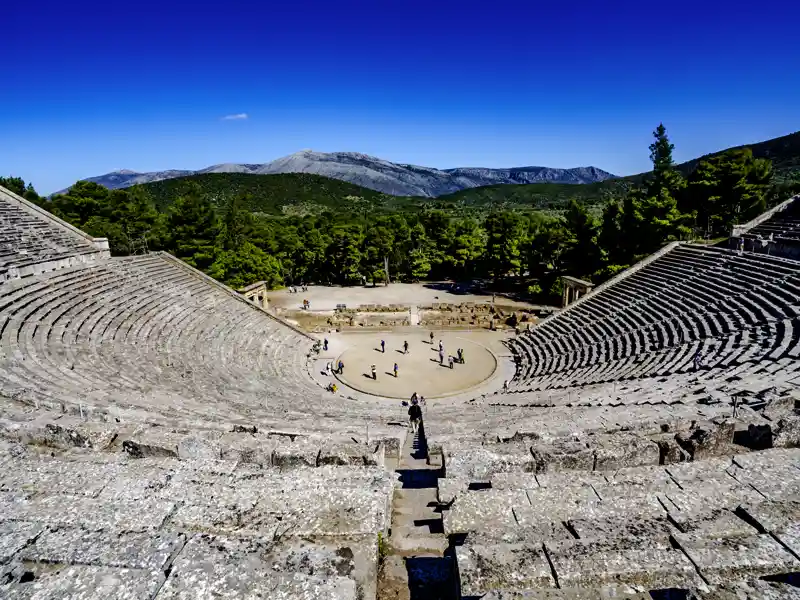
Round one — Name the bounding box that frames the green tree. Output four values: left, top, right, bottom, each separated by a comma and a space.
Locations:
484, 211, 524, 282
448, 218, 486, 279
686, 149, 773, 236
220, 193, 254, 251
166, 187, 219, 271
326, 226, 363, 285
562, 200, 600, 277
208, 241, 283, 289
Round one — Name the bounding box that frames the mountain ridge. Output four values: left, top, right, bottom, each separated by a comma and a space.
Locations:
56, 150, 615, 197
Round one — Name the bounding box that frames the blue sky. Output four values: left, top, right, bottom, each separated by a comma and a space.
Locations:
3, 0, 799, 194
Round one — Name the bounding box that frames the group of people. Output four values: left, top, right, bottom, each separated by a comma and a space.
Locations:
287, 285, 309, 293
432, 334, 465, 369
325, 360, 344, 377
301, 298, 311, 310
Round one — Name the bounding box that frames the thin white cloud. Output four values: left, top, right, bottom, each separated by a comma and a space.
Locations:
221, 113, 248, 121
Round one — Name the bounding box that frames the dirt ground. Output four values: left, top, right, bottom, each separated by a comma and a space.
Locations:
269, 282, 541, 312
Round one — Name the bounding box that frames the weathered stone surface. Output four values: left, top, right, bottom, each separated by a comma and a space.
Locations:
737, 500, 800, 533
1, 565, 164, 600
5, 495, 175, 531
593, 433, 659, 471
456, 543, 555, 596
21, 527, 184, 571
0, 458, 116, 497
444, 490, 526, 536
670, 508, 757, 538
490, 472, 540, 490
437, 477, 470, 504
0, 521, 42, 562
534, 471, 606, 490
763, 393, 798, 421
653, 434, 690, 464
480, 589, 650, 600
520, 487, 599, 521
156, 534, 358, 600
697, 579, 800, 600
545, 538, 698, 589
676, 419, 736, 460
601, 465, 678, 493
674, 532, 800, 585
446, 445, 535, 480
530, 439, 594, 473
272, 439, 321, 468
733, 448, 800, 470
773, 415, 800, 448
568, 515, 674, 545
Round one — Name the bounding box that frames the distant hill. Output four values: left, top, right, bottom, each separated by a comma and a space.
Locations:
56, 150, 615, 197
138, 172, 397, 215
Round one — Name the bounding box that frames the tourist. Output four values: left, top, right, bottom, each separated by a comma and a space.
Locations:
457, 348, 463, 364
439, 349, 444, 365
438, 340, 443, 352
326, 361, 332, 376
381, 339, 385, 353
403, 340, 409, 354
419, 395, 426, 407
448, 355, 454, 369
323, 338, 329, 351
693, 349, 704, 371
371, 364, 377, 380
408, 402, 422, 433
393, 362, 399, 377
338, 360, 344, 374
411, 392, 418, 404
429, 331, 434, 344
503, 380, 509, 392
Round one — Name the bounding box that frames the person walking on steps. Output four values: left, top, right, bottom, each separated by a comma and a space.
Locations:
381, 339, 385, 353
408, 401, 422, 433
403, 340, 409, 354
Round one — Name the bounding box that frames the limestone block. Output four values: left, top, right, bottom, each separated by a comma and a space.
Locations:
763, 393, 799, 421
737, 500, 800, 533
652, 434, 690, 464
774, 415, 800, 448
568, 515, 674, 545
593, 433, 660, 471
480, 589, 650, 600
218, 433, 275, 465
272, 439, 321, 468
669, 508, 757, 538
456, 543, 555, 597
438, 477, 470, 504
0, 565, 165, 600
545, 538, 698, 590
490, 472, 540, 490
446, 445, 535, 480
530, 439, 594, 473
534, 471, 606, 490
0, 457, 116, 498
0, 521, 43, 563
517, 487, 600, 522
696, 579, 800, 600
602, 464, 678, 493
674, 533, 800, 585
774, 522, 800, 557
676, 418, 736, 460
443, 490, 525, 536
318, 442, 384, 467
733, 447, 800, 470
156, 534, 358, 600
21, 527, 184, 571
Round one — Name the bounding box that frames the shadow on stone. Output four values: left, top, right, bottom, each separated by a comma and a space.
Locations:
405, 555, 455, 600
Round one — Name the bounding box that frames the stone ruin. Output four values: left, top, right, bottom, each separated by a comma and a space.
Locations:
0, 183, 799, 598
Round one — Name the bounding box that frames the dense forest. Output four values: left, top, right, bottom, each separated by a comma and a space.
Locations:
4, 124, 799, 303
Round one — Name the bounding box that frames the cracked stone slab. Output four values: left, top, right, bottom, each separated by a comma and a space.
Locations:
662, 480, 764, 520
669, 508, 758, 538
531, 439, 594, 473
480, 588, 651, 600
774, 522, 800, 557
593, 433, 660, 471
4, 495, 175, 531
156, 533, 358, 600
732, 448, 800, 470
674, 532, 800, 585
444, 490, 526, 536
0, 521, 43, 562
737, 500, 800, 533
0, 458, 116, 498
490, 472, 540, 490
602, 465, 678, 493
545, 538, 699, 590
446, 445, 535, 480
696, 579, 800, 600
728, 462, 800, 502
534, 472, 606, 490
20, 527, 184, 571
519, 487, 600, 521
456, 543, 555, 597
568, 515, 674, 545
666, 457, 735, 484
1, 565, 164, 600
437, 477, 470, 504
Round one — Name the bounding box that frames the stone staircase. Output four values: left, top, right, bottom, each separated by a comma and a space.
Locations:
378, 422, 455, 599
